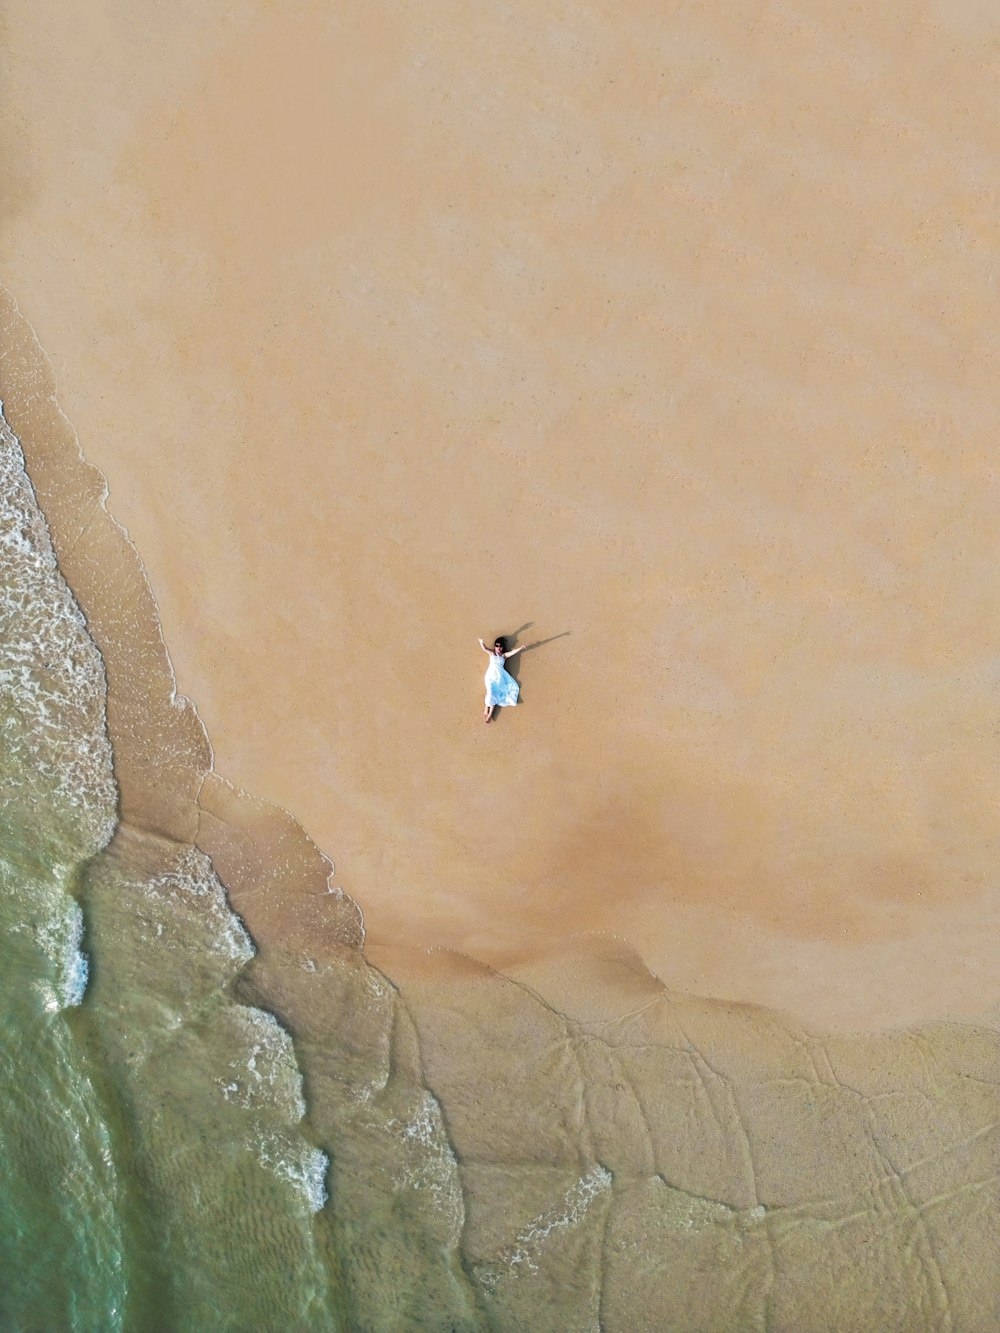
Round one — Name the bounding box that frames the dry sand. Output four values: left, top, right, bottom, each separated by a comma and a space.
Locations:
5, 0, 1000, 1030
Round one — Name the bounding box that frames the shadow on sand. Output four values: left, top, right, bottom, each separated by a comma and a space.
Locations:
488, 622, 571, 722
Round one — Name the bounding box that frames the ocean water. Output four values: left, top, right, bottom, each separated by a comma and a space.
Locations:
3, 371, 1000, 1330
0, 415, 122, 1329
0, 382, 489, 1328
0, 411, 338, 1329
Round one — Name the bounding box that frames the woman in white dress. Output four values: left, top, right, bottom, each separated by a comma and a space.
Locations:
479, 636, 526, 723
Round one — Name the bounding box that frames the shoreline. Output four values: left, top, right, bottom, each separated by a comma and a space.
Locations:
2, 275, 998, 1037
6, 1, 1000, 1317
5, 5, 1000, 1034
6, 0, 1000, 1032
6, 278, 1000, 1326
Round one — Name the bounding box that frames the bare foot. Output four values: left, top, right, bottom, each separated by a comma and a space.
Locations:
484, 713, 492, 723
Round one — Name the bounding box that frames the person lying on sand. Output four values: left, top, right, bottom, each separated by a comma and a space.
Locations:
479, 636, 526, 723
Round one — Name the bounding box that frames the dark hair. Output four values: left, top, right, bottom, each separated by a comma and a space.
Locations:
493, 637, 505, 652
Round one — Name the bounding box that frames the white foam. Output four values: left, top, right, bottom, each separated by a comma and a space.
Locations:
254, 1130, 329, 1212
386, 1091, 464, 1240
485, 1165, 613, 1281
0, 399, 118, 853
60, 899, 89, 1007
141, 846, 255, 966
27, 895, 90, 1010
0, 402, 117, 854
219, 1006, 305, 1119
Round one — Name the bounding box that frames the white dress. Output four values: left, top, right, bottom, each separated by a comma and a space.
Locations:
484, 653, 519, 708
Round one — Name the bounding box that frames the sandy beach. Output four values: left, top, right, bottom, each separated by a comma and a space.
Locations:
7, 0, 1000, 1030
5, 1, 1000, 1324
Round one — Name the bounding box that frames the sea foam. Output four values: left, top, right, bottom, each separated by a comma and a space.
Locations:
254, 1130, 330, 1213
0, 402, 117, 858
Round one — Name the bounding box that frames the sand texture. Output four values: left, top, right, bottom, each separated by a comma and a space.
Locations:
4, 1, 1000, 1324
6, 0, 1000, 1028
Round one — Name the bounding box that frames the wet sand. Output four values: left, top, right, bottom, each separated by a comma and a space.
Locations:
6, 0, 1000, 1035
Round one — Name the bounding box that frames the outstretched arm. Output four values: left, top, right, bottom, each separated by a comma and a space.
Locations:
478, 638, 492, 653
503, 645, 526, 659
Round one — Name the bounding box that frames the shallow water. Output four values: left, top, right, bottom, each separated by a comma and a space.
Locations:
2, 359, 1000, 1328
0, 412, 123, 1328
0, 410, 336, 1328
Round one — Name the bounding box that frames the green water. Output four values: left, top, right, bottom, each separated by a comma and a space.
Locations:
1, 415, 121, 1328
0, 848, 125, 1330
0, 399, 490, 1331
0, 412, 340, 1328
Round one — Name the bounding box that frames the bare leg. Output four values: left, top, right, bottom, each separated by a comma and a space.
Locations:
484, 704, 495, 723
